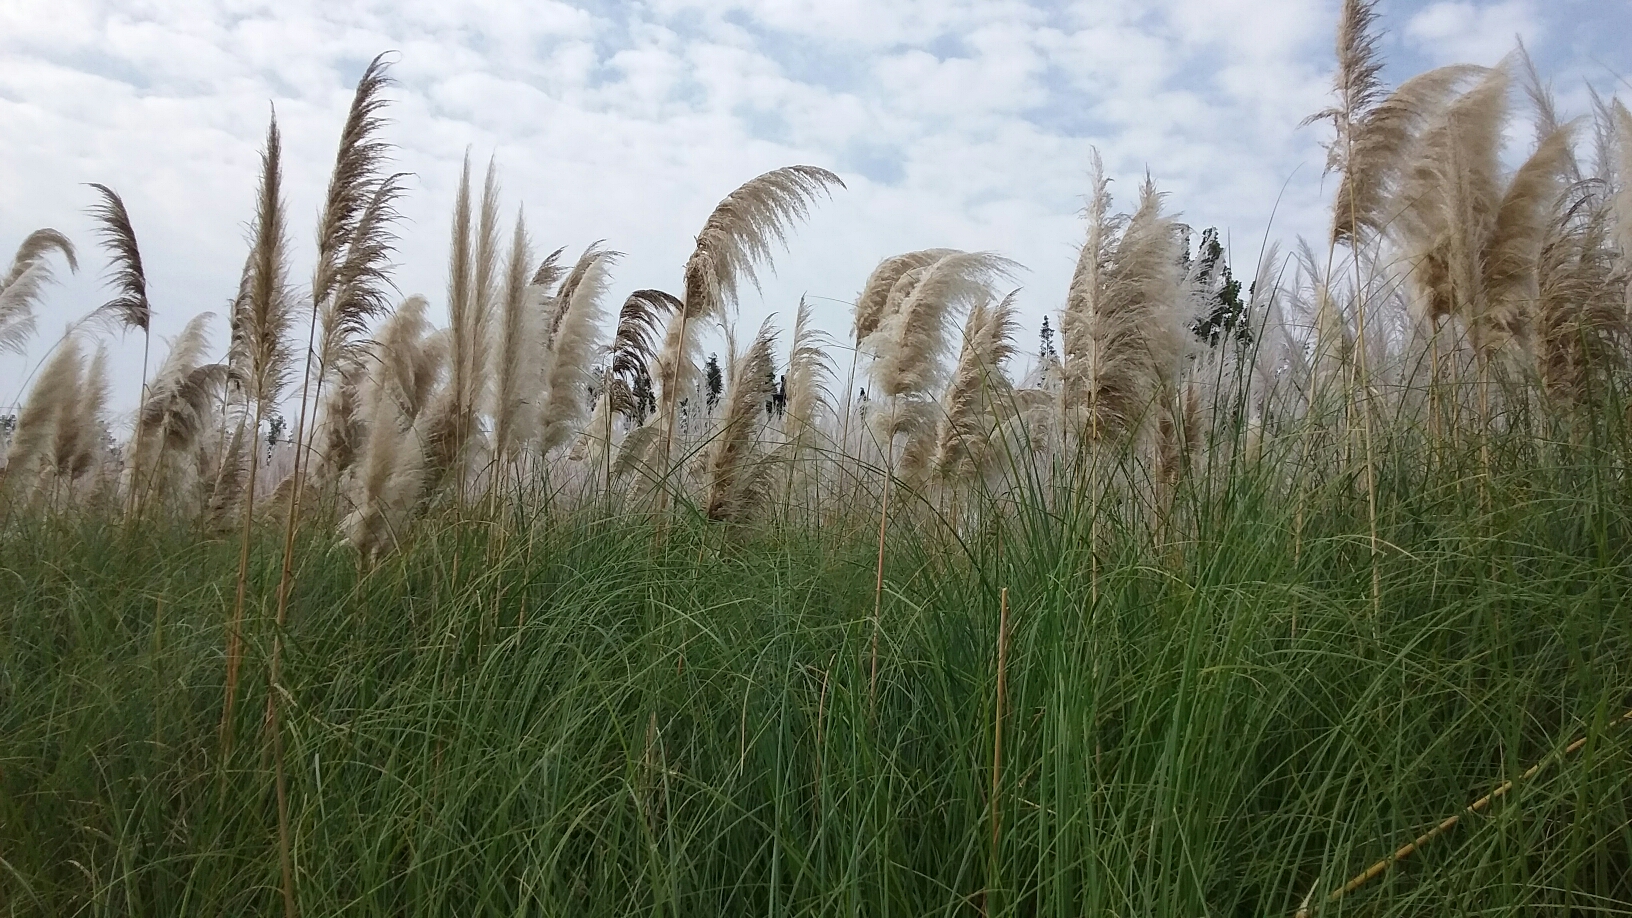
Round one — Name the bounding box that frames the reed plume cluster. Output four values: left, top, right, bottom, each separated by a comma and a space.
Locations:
2, 6, 1629, 565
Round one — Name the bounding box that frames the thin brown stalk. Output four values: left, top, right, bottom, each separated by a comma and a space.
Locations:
225, 109, 293, 756
266, 662, 296, 918
1293, 708, 1632, 918
1311, 0, 1391, 622
263, 57, 399, 918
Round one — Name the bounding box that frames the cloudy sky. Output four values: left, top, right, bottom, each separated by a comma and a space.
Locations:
1, 0, 1627, 418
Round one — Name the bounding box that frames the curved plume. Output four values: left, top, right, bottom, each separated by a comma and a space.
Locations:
548, 242, 611, 347
85, 184, 151, 332
0, 229, 78, 355
5, 229, 77, 281
531, 246, 568, 290
1537, 189, 1625, 405
141, 344, 228, 459
230, 110, 295, 417
312, 54, 403, 383
865, 251, 1018, 400
853, 248, 960, 345
612, 290, 676, 396
1312, 60, 1485, 246
606, 289, 677, 425
9, 334, 85, 489
529, 246, 568, 379
573, 288, 678, 467
1481, 124, 1578, 352
146, 314, 215, 406
1394, 66, 1510, 335
706, 319, 780, 522
682, 165, 844, 319
540, 247, 617, 454
127, 314, 230, 506
368, 295, 445, 423
658, 165, 843, 421
344, 343, 428, 564
935, 289, 1019, 481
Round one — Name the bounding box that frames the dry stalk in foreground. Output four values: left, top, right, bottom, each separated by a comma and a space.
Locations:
1293, 707, 1632, 917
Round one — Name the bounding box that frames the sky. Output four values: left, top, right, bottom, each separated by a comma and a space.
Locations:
1, 0, 1628, 421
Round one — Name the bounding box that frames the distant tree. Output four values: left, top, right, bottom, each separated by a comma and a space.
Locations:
265, 412, 286, 462
1040, 316, 1058, 361
632, 364, 657, 424
704, 353, 723, 413
1189, 228, 1250, 347
767, 373, 787, 419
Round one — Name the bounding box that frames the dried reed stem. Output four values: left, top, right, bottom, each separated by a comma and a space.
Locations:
1351, 262, 1381, 625
125, 333, 151, 522
1293, 708, 1632, 917
263, 309, 312, 918
222, 400, 261, 754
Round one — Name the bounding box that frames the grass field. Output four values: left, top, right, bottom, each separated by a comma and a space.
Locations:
6, 423, 1631, 916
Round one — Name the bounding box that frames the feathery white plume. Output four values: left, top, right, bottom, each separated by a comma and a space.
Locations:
0, 230, 77, 355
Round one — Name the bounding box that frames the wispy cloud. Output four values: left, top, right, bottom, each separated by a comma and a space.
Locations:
1405, 0, 1542, 65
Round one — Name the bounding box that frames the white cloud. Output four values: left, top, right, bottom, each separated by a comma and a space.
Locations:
1405, 0, 1542, 66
